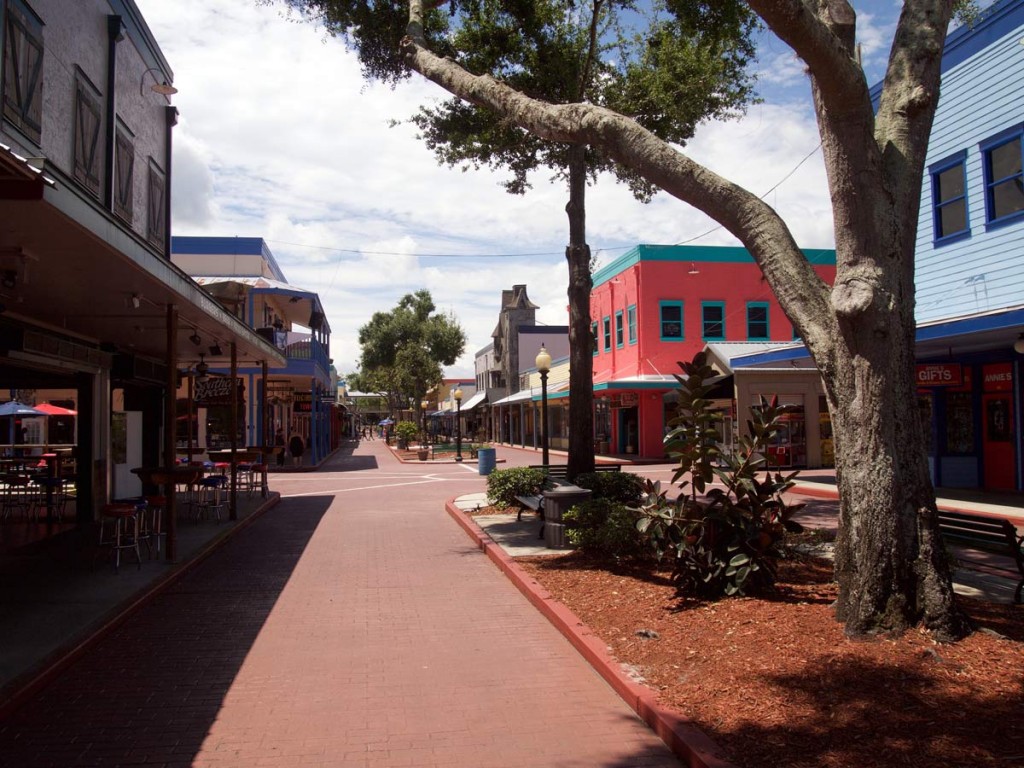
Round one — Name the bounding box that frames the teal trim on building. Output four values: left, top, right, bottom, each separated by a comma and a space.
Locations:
592, 244, 837, 287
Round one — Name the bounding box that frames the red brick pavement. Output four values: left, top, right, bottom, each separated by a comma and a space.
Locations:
0, 440, 681, 767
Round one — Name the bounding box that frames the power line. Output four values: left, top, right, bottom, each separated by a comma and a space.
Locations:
266, 143, 824, 259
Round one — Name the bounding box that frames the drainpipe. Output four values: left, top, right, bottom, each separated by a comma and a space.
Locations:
163, 106, 178, 258
103, 16, 123, 211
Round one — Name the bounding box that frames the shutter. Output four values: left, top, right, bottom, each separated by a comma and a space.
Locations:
73, 82, 102, 196
114, 129, 135, 222
3, 4, 44, 144
147, 164, 166, 247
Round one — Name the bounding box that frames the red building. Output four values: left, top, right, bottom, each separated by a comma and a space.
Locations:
588, 244, 836, 459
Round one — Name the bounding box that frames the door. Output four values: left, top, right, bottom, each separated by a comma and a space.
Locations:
981, 393, 1014, 490
112, 411, 143, 499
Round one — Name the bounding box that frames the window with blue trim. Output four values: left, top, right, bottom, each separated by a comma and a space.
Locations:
702, 302, 725, 340
627, 305, 637, 344
746, 302, 769, 340
603, 316, 611, 351
983, 128, 1024, 225
659, 301, 683, 341
614, 310, 624, 348
591, 321, 599, 355
931, 153, 969, 240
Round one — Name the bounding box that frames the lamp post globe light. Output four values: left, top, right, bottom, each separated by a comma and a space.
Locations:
536, 344, 551, 466
454, 387, 464, 462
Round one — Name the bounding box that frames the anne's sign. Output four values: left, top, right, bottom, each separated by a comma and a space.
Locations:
195, 377, 244, 405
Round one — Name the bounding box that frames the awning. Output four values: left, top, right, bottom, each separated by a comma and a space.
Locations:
459, 391, 487, 410
491, 389, 538, 406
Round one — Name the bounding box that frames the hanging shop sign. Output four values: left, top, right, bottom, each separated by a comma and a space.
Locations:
194, 377, 244, 405
293, 392, 312, 413
915, 363, 962, 387
610, 392, 639, 408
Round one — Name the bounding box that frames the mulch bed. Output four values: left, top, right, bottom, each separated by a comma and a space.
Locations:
516, 550, 1024, 768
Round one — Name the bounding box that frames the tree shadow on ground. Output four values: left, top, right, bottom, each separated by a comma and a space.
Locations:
707, 653, 1024, 767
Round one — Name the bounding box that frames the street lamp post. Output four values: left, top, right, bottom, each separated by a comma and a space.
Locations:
421, 399, 429, 444
454, 387, 464, 462
536, 344, 551, 466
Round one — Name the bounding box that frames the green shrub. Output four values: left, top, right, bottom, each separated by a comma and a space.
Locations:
564, 499, 646, 560
486, 466, 547, 508
636, 351, 805, 598
394, 421, 418, 444
574, 471, 644, 504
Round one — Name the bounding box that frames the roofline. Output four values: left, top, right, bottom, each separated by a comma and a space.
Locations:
592, 244, 836, 287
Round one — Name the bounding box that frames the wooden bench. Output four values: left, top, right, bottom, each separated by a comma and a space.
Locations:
516, 464, 623, 522
937, 510, 1023, 603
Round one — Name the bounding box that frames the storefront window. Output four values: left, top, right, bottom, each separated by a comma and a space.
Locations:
945, 391, 974, 454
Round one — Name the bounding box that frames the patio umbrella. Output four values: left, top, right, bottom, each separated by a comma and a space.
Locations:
0, 401, 45, 417
0, 401, 46, 450
378, 419, 394, 425
33, 403, 77, 416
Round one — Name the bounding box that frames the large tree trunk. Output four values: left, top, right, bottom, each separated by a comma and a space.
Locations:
565, 145, 595, 480
825, 301, 970, 639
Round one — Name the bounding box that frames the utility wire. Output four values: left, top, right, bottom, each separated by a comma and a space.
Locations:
266, 143, 824, 260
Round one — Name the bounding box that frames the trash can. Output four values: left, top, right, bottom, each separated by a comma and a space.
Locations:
477, 447, 496, 475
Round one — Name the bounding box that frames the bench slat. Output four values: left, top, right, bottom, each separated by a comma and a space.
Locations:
937, 510, 1023, 603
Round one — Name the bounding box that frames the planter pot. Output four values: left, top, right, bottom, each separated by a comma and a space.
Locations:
417, 449, 429, 461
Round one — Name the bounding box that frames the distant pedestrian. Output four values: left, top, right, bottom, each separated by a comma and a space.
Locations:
274, 429, 286, 466
289, 433, 304, 467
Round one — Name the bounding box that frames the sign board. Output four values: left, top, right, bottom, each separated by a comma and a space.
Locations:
915, 363, 962, 387
982, 362, 1013, 392
194, 377, 244, 405
611, 392, 639, 408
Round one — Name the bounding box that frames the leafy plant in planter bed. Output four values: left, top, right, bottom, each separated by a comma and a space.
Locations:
485, 466, 548, 509
636, 352, 805, 598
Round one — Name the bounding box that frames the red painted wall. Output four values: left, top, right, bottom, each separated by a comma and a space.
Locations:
590, 258, 836, 381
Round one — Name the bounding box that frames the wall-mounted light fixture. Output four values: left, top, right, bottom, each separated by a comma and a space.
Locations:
1, 270, 16, 290
688, 263, 700, 275
209, 343, 223, 357
130, 293, 141, 310
140, 66, 178, 97
189, 331, 202, 346
1014, 333, 1024, 355
195, 353, 209, 381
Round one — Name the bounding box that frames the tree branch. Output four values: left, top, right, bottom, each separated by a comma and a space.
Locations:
397, 34, 836, 352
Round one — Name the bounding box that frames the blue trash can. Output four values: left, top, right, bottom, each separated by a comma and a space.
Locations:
477, 447, 496, 475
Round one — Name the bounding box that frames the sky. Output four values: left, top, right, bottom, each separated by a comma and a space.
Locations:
134, 0, 904, 378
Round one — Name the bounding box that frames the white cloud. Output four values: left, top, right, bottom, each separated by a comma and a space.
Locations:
137, 0, 841, 377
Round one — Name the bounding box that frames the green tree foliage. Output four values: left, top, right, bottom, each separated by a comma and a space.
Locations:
357, 290, 466, 416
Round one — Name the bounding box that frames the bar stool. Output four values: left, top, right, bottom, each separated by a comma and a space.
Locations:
141, 494, 166, 556
97, 502, 142, 573
251, 463, 268, 498
197, 475, 228, 522
236, 462, 253, 495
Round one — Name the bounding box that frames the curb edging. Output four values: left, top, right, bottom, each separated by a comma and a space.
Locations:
446, 498, 739, 768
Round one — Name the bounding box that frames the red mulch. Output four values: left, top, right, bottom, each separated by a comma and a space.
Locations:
516, 550, 1024, 768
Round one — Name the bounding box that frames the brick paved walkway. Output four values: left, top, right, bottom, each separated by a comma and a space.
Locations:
0, 440, 681, 767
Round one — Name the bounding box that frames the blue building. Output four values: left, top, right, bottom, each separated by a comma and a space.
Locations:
732, 1, 1024, 490
171, 236, 334, 466
911, 0, 1024, 490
